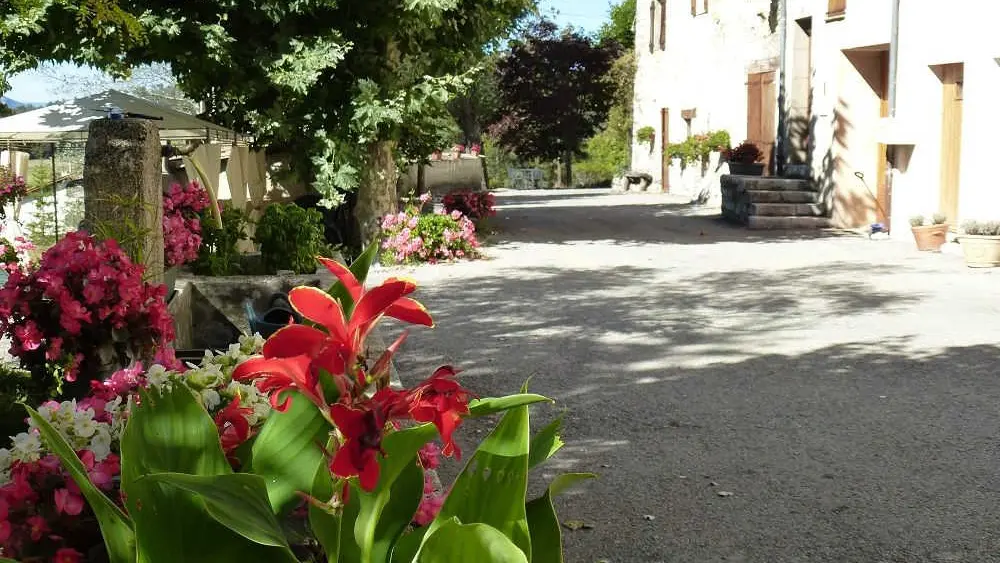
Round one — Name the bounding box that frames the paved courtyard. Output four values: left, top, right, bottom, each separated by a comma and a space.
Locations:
387, 188, 1000, 563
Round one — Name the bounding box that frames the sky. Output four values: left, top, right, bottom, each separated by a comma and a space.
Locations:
5, 0, 614, 104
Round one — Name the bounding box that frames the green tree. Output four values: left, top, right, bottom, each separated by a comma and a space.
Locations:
0, 0, 534, 248
598, 0, 637, 48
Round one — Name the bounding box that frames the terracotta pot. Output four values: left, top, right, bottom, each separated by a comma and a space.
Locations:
959, 235, 1000, 268
910, 224, 949, 251
727, 162, 765, 176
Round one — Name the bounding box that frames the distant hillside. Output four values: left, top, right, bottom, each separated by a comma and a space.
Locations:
0, 96, 24, 108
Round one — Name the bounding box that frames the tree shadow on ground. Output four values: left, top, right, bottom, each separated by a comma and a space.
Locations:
493, 189, 861, 246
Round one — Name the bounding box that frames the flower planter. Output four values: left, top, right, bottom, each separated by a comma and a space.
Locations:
727, 162, 765, 176
910, 224, 949, 252
959, 235, 1000, 268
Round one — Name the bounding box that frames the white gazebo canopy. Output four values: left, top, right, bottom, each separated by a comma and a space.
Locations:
0, 89, 246, 145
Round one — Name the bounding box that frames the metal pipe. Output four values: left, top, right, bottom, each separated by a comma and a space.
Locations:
51, 142, 58, 240
887, 0, 901, 117
775, 0, 789, 175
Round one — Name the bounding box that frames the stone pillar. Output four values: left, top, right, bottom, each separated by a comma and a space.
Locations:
83, 119, 165, 283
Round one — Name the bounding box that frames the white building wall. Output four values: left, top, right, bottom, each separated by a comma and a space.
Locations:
634, 0, 1000, 228
632, 0, 780, 195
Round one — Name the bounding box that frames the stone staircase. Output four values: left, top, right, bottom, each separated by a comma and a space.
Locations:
720, 175, 831, 229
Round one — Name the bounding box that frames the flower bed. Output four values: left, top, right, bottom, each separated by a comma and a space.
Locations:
381, 193, 480, 264
441, 189, 496, 223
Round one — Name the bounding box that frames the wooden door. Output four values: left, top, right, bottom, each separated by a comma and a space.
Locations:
876, 51, 891, 228
747, 71, 777, 174
939, 63, 964, 223
660, 108, 670, 193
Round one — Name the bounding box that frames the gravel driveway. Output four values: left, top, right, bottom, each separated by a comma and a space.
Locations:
386, 188, 1000, 563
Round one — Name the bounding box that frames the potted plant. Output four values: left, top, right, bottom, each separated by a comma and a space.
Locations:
909, 213, 949, 251
0, 167, 27, 219
724, 141, 765, 176
637, 126, 656, 150
959, 220, 1000, 267
452, 143, 466, 158
469, 143, 482, 156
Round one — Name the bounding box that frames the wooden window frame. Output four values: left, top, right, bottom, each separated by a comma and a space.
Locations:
691, 0, 708, 16
826, 0, 846, 21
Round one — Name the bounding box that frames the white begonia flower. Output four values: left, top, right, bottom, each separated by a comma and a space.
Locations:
90, 427, 112, 461
146, 364, 173, 388
11, 431, 43, 463
0, 448, 12, 472
200, 388, 222, 411
72, 413, 98, 438
227, 343, 243, 358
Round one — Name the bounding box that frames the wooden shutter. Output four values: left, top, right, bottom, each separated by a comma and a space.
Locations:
691, 0, 697, 16
649, 2, 656, 53
747, 72, 777, 175
659, 0, 667, 50
827, 0, 846, 18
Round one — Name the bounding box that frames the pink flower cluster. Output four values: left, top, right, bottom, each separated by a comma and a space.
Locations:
380, 202, 479, 265
441, 189, 496, 222
163, 181, 210, 267
0, 226, 34, 274
413, 442, 447, 527
0, 173, 27, 211
0, 231, 175, 383
1, 445, 120, 561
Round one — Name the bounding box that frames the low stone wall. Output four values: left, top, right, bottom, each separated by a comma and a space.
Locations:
720, 175, 752, 224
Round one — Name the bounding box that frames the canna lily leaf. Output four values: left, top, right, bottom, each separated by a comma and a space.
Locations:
26, 406, 136, 563
308, 453, 341, 563
120, 385, 294, 562
525, 473, 597, 563
415, 518, 528, 563
250, 390, 330, 514
340, 423, 437, 562
389, 526, 428, 563
528, 414, 565, 469
467, 394, 552, 417
425, 401, 533, 558
139, 472, 295, 552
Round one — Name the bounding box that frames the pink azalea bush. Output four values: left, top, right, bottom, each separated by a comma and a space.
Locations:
0, 223, 34, 275
0, 168, 27, 220
162, 181, 211, 267
0, 232, 175, 393
380, 195, 479, 265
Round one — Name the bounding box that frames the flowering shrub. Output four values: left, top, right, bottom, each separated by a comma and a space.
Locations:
0, 223, 34, 275
0, 335, 270, 561
0, 167, 27, 219
442, 189, 496, 222
24, 247, 588, 562
162, 181, 211, 267
724, 141, 764, 164
0, 232, 175, 397
381, 195, 479, 264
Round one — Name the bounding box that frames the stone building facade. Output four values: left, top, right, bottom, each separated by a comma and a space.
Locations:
632, 0, 1000, 230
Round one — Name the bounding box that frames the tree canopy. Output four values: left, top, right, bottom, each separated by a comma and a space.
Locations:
1, 0, 534, 244
598, 0, 637, 48
489, 19, 618, 186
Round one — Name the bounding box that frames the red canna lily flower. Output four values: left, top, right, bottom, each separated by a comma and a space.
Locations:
232, 354, 324, 412
215, 395, 254, 457
407, 366, 471, 459
328, 388, 411, 491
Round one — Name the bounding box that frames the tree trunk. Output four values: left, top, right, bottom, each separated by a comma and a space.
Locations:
354, 140, 399, 248
560, 151, 573, 188
417, 163, 426, 196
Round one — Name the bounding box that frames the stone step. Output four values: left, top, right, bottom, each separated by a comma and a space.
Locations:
749, 203, 826, 216
747, 216, 833, 230
746, 190, 819, 204
723, 176, 816, 192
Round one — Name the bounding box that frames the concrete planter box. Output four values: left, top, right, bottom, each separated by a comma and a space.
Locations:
959, 235, 1000, 267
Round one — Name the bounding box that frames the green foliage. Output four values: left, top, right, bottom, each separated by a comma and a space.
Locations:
598, 0, 638, 47
667, 130, 732, 165
191, 204, 250, 276
482, 135, 518, 189
636, 126, 655, 145
253, 203, 330, 274
574, 49, 635, 187
962, 220, 1000, 236
89, 193, 155, 265
0, 363, 52, 442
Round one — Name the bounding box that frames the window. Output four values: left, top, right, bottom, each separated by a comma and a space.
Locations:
691, 0, 708, 16
659, 0, 667, 51
827, 0, 846, 20
649, 1, 656, 53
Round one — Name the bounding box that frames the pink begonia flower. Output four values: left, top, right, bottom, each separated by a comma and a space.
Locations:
13, 321, 42, 351
418, 442, 442, 470
54, 488, 84, 516
26, 514, 48, 541
413, 494, 445, 527
54, 547, 84, 563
